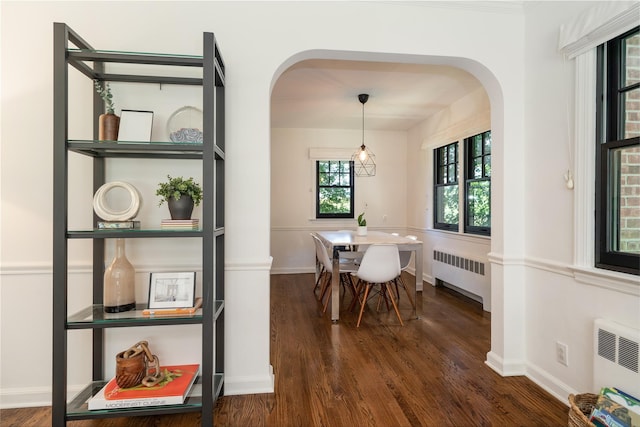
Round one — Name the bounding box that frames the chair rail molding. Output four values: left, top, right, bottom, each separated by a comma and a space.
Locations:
226, 256, 273, 271
0, 262, 203, 276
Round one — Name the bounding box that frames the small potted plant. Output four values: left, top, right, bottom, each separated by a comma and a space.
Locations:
94, 80, 119, 141
357, 212, 367, 236
156, 175, 203, 220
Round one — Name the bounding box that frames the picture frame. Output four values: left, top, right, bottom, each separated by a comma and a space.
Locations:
148, 272, 196, 309
117, 109, 154, 142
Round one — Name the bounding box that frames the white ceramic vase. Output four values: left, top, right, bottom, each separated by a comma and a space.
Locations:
357, 226, 367, 236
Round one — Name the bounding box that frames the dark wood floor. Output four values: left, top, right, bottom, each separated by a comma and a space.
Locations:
1, 273, 570, 426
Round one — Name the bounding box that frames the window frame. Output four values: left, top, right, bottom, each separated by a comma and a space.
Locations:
315, 159, 355, 219
433, 132, 492, 236
433, 141, 459, 231
595, 27, 640, 275
464, 130, 492, 236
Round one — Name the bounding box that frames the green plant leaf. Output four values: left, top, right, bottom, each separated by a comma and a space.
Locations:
156, 175, 203, 206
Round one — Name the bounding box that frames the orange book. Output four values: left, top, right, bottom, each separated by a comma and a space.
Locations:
142, 298, 203, 317
88, 364, 199, 410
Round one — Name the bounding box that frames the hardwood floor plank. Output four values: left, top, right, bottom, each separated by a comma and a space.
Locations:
0, 273, 570, 426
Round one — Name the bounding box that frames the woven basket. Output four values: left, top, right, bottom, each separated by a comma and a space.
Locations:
568, 393, 598, 427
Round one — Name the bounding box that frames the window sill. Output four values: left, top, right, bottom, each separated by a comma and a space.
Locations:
570, 265, 640, 296
307, 218, 355, 222
427, 228, 491, 242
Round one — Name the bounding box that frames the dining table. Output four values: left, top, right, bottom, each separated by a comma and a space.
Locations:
313, 230, 423, 322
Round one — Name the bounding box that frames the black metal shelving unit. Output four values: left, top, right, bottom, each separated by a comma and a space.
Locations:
52, 23, 225, 426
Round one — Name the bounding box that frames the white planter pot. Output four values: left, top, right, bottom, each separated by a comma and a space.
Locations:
357, 226, 367, 236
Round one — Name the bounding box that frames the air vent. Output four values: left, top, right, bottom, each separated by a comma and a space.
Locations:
432, 248, 491, 312
619, 337, 639, 373
433, 250, 485, 275
593, 319, 640, 397
598, 329, 616, 362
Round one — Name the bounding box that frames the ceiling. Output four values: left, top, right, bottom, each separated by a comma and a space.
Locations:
270, 59, 485, 132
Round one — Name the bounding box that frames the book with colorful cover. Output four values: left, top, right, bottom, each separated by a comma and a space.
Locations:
88, 364, 199, 410
602, 388, 640, 427
590, 387, 640, 427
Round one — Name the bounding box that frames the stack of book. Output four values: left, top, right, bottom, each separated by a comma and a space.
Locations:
589, 387, 639, 427
88, 364, 200, 410
160, 219, 199, 230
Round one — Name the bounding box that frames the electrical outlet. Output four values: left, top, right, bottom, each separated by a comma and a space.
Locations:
556, 342, 569, 366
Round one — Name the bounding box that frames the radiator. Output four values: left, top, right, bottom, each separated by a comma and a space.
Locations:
593, 319, 640, 398
432, 248, 491, 312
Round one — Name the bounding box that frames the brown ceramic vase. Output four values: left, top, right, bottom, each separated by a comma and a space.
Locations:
99, 113, 120, 141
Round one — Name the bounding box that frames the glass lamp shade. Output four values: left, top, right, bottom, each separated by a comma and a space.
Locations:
352, 145, 376, 177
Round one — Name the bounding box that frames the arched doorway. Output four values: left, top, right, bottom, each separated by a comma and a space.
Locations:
269, 50, 510, 374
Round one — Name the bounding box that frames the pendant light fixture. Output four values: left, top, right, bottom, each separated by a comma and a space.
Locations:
351, 93, 376, 177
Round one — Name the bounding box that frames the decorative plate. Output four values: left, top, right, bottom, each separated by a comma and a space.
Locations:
167, 106, 203, 143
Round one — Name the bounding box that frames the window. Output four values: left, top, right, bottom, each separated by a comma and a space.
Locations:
316, 160, 354, 218
596, 27, 640, 275
434, 142, 459, 231
465, 131, 491, 235
433, 132, 491, 235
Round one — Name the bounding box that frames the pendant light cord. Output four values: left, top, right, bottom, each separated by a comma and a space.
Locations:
362, 100, 365, 148
359, 93, 369, 149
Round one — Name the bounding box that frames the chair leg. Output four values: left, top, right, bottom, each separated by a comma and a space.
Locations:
319, 273, 331, 303
395, 276, 415, 309
340, 273, 353, 295
314, 265, 325, 293
348, 279, 364, 312
356, 284, 373, 327
322, 273, 346, 313
321, 273, 336, 313
377, 283, 391, 312
322, 285, 331, 313
384, 283, 404, 326
346, 274, 357, 297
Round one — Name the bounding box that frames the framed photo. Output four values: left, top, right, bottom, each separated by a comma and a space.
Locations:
118, 109, 154, 142
148, 272, 196, 309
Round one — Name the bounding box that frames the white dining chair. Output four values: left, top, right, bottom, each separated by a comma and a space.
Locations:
392, 235, 417, 309
351, 244, 403, 327
311, 234, 359, 314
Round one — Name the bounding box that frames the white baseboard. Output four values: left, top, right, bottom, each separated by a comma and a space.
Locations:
526, 362, 575, 406
270, 266, 314, 275
0, 384, 85, 409
223, 365, 275, 396
485, 352, 571, 405
2, 362, 570, 409
485, 351, 526, 376
0, 386, 50, 409
1, 368, 276, 408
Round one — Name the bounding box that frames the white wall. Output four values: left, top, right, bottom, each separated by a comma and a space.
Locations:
270, 127, 407, 274
521, 1, 640, 399
2, 0, 637, 410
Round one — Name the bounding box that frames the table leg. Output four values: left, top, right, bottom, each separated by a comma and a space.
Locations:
414, 245, 423, 319
331, 248, 340, 322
